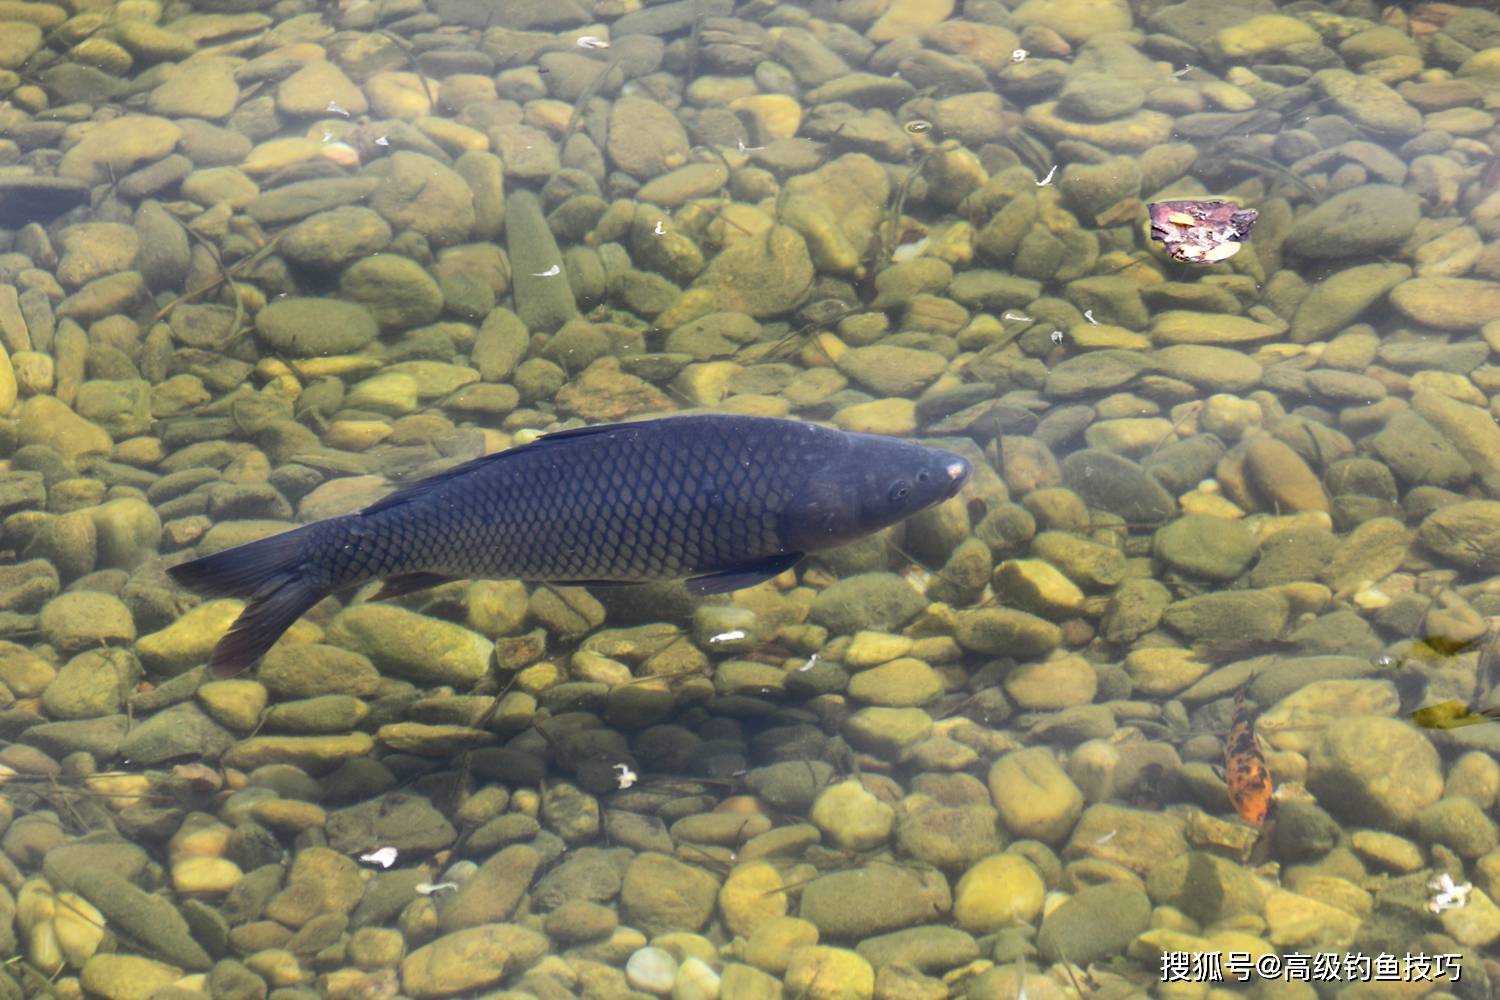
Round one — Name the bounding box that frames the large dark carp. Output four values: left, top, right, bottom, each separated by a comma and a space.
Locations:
170, 414, 971, 676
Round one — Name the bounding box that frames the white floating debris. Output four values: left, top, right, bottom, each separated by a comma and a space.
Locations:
1172, 64, 1194, 77
797, 653, 819, 672
891, 236, 929, 263
576, 35, 610, 49
1049, 330, 1065, 345
614, 763, 638, 789
1002, 310, 1032, 322
1083, 309, 1099, 324
1011, 48, 1028, 62
1093, 829, 1117, 846
326, 100, 350, 117
415, 881, 459, 895
359, 846, 399, 868
1428, 872, 1471, 914
653, 220, 666, 236
532, 264, 561, 277
709, 630, 746, 643
374, 135, 390, 146
1035, 164, 1057, 186
737, 139, 765, 153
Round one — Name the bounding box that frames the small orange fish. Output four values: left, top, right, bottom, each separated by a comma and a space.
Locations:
1224, 683, 1273, 826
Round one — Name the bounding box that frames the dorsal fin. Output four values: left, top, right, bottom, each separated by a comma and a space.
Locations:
360, 418, 668, 516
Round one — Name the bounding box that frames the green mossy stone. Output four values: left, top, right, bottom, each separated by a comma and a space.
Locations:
1037, 881, 1150, 964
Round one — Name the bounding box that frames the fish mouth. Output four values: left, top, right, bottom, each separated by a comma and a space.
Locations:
942, 459, 971, 498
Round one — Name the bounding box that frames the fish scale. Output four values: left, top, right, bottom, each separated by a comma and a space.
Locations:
170, 414, 971, 676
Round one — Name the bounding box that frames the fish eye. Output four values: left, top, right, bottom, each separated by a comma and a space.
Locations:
889, 481, 911, 503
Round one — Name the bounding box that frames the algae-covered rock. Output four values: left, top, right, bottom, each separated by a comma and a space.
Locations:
400, 924, 549, 998
988, 747, 1083, 843
367, 150, 474, 247
1037, 882, 1150, 964
952, 854, 1044, 932
1285, 184, 1420, 259
780, 154, 889, 275
120, 702, 236, 763
58, 115, 182, 185
810, 780, 895, 851
686, 225, 815, 319
38, 591, 134, 653
1153, 514, 1258, 581
1421, 501, 1500, 573
1308, 716, 1443, 828
1144, 851, 1262, 926
73, 871, 211, 970
1061, 449, 1175, 524
326, 605, 492, 686
837, 345, 947, 397
1314, 68, 1422, 139
340, 254, 444, 332
1205, 14, 1319, 60
255, 297, 378, 356
798, 864, 950, 940
621, 853, 720, 935
1162, 589, 1289, 647
894, 796, 1001, 869
1390, 276, 1500, 331
607, 95, 690, 179
1290, 262, 1410, 342
506, 188, 577, 334
954, 607, 1061, 658
1413, 797, 1499, 860
811, 573, 925, 634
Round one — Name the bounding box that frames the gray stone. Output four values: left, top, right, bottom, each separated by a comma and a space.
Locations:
255, 297, 379, 356
506, 190, 577, 334
1061, 449, 1176, 524
1284, 184, 1421, 260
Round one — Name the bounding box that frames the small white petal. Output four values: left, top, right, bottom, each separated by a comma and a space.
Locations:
359, 846, 399, 868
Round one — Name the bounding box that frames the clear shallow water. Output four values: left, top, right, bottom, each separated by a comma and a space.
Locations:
1, 0, 1500, 997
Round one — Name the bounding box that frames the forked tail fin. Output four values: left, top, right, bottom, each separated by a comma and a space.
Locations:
167, 523, 328, 677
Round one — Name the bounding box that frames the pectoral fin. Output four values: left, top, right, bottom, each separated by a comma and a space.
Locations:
369, 572, 457, 601
687, 553, 803, 596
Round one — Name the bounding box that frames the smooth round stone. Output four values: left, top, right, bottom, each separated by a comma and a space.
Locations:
625, 946, 678, 996
672, 956, 720, 1000
987, 747, 1084, 842
1307, 717, 1443, 827
953, 854, 1045, 932
171, 856, 244, 895
255, 297, 378, 356
1058, 71, 1144, 121
1284, 184, 1420, 260
1390, 276, 1500, 331
810, 780, 895, 851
